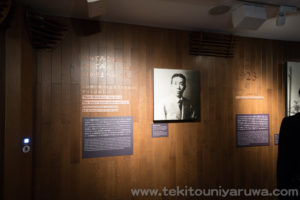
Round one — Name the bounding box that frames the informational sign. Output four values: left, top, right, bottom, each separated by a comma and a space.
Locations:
82, 116, 133, 158
80, 55, 135, 113
236, 114, 269, 147
81, 95, 129, 113
274, 134, 279, 145
152, 123, 168, 138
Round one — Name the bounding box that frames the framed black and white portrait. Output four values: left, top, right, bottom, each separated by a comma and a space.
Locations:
153, 68, 200, 122
287, 61, 300, 116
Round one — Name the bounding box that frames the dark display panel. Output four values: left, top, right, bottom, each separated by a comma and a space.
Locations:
82, 116, 133, 158
236, 114, 269, 147
152, 123, 168, 138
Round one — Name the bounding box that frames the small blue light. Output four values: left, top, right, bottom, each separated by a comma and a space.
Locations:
23, 138, 30, 144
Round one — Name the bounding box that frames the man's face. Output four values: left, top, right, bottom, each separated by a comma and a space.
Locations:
171, 76, 186, 98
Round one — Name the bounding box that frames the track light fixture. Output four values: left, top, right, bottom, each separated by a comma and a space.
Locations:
276, 11, 285, 26
276, 5, 297, 27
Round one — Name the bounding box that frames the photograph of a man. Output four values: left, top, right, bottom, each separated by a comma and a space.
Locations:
154, 68, 200, 121
287, 62, 300, 116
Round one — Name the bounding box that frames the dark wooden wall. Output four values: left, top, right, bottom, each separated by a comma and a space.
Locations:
4, 10, 300, 200
0, 28, 5, 200
32, 21, 300, 200
3, 7, 34, 200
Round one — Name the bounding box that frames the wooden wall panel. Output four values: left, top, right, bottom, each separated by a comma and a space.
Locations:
3, 7, 34, 200
32, 21, 300, 200
0, 29, 5, 200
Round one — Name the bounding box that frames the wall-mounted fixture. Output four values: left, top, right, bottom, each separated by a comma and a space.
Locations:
189, 31, 236, 58
22, 137, 31, 153
25, 9, 68, 50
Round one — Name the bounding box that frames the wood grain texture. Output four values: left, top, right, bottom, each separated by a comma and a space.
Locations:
24, 20, 300, 199
0, 29, 5, 200
3, 7, 34, 200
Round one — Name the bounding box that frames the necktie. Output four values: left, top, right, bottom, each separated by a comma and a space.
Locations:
177, 99, 183, 119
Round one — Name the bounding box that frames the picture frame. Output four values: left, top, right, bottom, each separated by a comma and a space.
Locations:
153, 68, 200, 122
286, 61, 300, 116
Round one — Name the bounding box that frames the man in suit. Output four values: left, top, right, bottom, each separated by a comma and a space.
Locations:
160, 73, 198, 120
277, 112, 300, 199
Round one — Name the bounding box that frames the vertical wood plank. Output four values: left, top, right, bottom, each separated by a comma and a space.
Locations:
0, 29, 5, 200
3, 7, 34, 200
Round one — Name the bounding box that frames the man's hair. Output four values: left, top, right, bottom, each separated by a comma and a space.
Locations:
171, 73, 186, 85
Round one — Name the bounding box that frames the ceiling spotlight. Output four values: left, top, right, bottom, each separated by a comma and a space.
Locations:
209, 5, 231, 15
276, 11, 285, 26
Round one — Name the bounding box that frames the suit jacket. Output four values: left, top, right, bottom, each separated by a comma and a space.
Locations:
277, 113, 300, 199
162, 97, 198, 120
